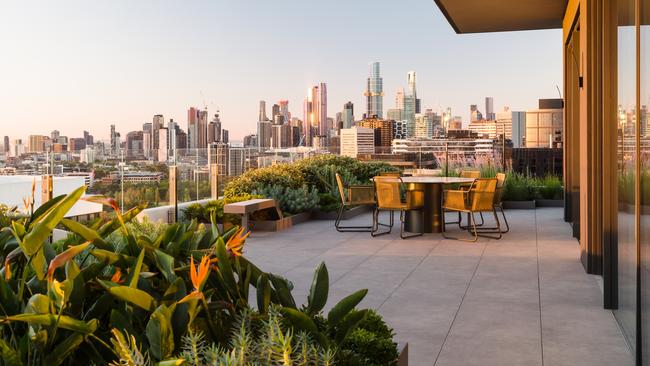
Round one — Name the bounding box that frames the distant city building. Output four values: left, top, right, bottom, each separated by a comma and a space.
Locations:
303, 83, 328, 145
468, 119, 512, 140
3, 136, 9, 155
221, 129, 229, 144
69, 137, 86, 152
387, 108, 403, 121
470, 104, 483, 122
28, 135, 48, 153
342, 102, 355, 129
125, 131, 143, 158
208, 113, 222, 143
187, 107, 208, 149
340, 127, 375, 157
449, 117, 463, 130
525, 99, 564, 148
243, 134, 257, 148
83, 130, 94, 146
152, 114, 164, 150
414, 114, 434, 138
356, 117, 394, 148
14, 139, 25, 156
110, 124, 120, 156
393, 120, 409, 140
364, 62, 383, 118
51, 130, 60, 141
497, 107, 526, 148
257, 120, 272, 149
403, 95, 416, 137
259, 101, 269, 122
158, 127, 169, 162
279, 100, 290, 124
485, 97, 495, 120
407, 71, 421, 114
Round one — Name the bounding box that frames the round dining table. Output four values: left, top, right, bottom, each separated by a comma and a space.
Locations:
400, 176, 476, 233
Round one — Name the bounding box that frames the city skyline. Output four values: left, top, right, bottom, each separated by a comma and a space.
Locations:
0, 0, 562, 141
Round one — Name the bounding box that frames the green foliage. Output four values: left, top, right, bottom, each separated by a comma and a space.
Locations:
535, 175, 564, 200
0, 189, 398, 365
502, 173, 564, 201
255, 184, 320, 215
338, 328, 399, 366
181, 193, 262, 223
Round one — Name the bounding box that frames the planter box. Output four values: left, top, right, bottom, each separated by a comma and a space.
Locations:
250, 212, 311, 232
503, 200, 536, 209
397, 342, 408, 366
311, 205, 373, 220
536, 199, 564, 208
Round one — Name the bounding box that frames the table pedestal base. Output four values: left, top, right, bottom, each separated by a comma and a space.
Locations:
404, 183, 443, 233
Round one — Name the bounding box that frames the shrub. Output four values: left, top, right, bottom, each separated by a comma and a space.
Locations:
536, 175, 564, 200
339, 328, 399, 366
503, 173, 534, 201
255, 184, 320, 215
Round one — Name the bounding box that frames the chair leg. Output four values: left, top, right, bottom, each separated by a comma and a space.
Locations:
476, 208, 503, 240
442, 210, 478, 242
498, 205, 510, 233
371, 209, 393, 237
335, 204, 373, 232
473, 205, 509, 234
400, 210, 423, 239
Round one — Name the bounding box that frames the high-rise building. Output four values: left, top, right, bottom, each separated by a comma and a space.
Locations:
14, 139, 25, 157
110, 124, 120, 155
393, 120, 409, 139
69, 137, 86, 152
51, 130, 60, 141
342, 102, 355, 129
340, 127, 375, 157
152, 114, 164, 150
414, 113, 434, 138
355, 117, 395, 148
407, 71, 421, 114
303, 83, 328, 145
485, 97, 495, 120
365, 62, 383, 118
143, 123, 152, 159
387, 109, 402, 121
125, 131, 143, 158
259, 101, 269, 122
3, 136, 10, 155
28, 135, 48, 153
222, 129, 229, 144
158, 127, 169, 162
187, 107, 208, 149
271, 104, 281, 120
470, 105, 484, 122
279, 100, 290, 124
403, 95, 416, 137
208, 113, 222, 143
525, 99, 563, 148
257, 120, 272, 149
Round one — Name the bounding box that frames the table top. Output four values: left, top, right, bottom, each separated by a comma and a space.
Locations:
399, 176, 476, 184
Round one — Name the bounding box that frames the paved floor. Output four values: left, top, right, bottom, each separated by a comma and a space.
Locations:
246, 208, 633, 366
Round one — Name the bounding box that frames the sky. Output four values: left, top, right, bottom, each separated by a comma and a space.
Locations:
0, 0, 562, 142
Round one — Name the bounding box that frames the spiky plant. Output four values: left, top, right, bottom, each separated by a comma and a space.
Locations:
109, 329, 152, 366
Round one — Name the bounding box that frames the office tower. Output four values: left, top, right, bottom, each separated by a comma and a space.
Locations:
187, 107, 208, 149
3, 136, 9, 155
271, 124, 292, 149
257, 120, 272, 149
83, 130, 94, 146
356, 117, 395, 148
51, 130, 60, 141
387, 109, 402, 121
340, 127, 375, 157
525, 99, 563, 148
303, 83, 328, 145
222, 129, 229, 144
228, 148, 250, 176
403, 95, 416, 137
449, 116, 463, 130
272, 104, 281, 120
14, 139, 25, 156
28, 135, 47, 153
143, 123, 152, 159
414, 113, 434, 138
393, 120, 409, 139
395, 88, 405, 110
259, 101, 269, 122
158, 127, 169, 162
497, 108, 526, 148
365, 62, 383, 118
279, 100, 290, 123
335, 112, 343, 130
273, 114, 285, 125
125, 131, 143, 158
470, 104, 484, 122
341, 102, 355, 129
167, 119, 178, 155
407, 71, 421, 114
110, 124, 120, 155
69, 138, 86, 152
208, 113, 222, 143
485, 97, 495, 120
152, 114, 164, 150
243, 134, 256, 148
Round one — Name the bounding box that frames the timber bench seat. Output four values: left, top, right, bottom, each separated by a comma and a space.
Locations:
223, 198, 283, 229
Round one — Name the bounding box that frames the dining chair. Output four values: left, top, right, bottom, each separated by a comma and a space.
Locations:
334, 173, 376, 232
442, 178, 500, 242
371, 176, 425, 239
379, 171, 402, 177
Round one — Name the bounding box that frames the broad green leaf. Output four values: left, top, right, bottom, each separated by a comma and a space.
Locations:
0, 274, 20, 315
307, 262, 329, 315
215, 238, 239, 298
335, 309, 368, 342
2, 314, 98, 334
146, 304, 176, 361
127, 249, 146, 288
10, 221, 25, 242
327, 289, 368, 325
0, 339, 22, 366
269, 273, 296, 309
157, 360, 185, 366
43, 333, 85, 366
25, 294, 52, 314
154, 249, 176, 283
47, 241, 91, 280
22, 186, 85, 256
28, 194, 65, 227
280, 307, 328, 347
31, 248, 47, 280
107, 285, 157, 311
98, 204, 145, 237
60, 219, 110, 250
256, 273, 271, 314
89, 249, 135, 267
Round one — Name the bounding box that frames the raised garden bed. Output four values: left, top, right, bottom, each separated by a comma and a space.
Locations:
397, 342, 409, 366
250, 211, 312, 231
503, 200, 536, 209
536, 199, 564, 207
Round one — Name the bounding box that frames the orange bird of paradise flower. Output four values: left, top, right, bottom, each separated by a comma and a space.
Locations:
179, 255, 211, 303
226, 227, 250, 257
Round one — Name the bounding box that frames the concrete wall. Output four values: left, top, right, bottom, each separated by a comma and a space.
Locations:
136, 198, 213, 223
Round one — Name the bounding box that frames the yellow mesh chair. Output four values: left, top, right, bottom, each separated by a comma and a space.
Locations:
372, 176, 425, 239
335, 173, 376, 232
459, 170, 481, 190
484, 173, 509, 233
442, 178, 501, 242
379, 171, 402, 177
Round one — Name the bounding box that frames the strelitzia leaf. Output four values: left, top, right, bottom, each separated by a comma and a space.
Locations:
47, 241, 91, 280
0, 339, 22, 366
60, 219, 111, 250
256, 273, 271, 314
307, 262, 329, 315
105, 285, 157, 312
146, 304, 176, 361
89, 249, 135, 267
327, 289, 368, 325
127, 249, 146, 288
1, 314, 98, 334
43, 333, 85, 366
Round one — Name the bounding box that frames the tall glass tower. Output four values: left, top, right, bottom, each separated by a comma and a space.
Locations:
365, 62, 383, 118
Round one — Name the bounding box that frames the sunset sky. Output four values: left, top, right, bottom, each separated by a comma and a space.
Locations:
0, 0, 562, 141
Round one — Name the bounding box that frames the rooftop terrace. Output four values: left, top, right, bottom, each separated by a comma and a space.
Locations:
246, 208, 632, 365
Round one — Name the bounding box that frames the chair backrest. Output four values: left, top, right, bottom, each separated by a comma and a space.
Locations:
460, 170, 481, 179
379, 171, 401, 177
373, 176, 402, 209
494, 173, 507, 204
470, 178, 498, 211
335, 173, 346, 204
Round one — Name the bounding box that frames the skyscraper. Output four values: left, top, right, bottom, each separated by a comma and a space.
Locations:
110, 124, 120, 155
342, 102, 355, 129
208, 113, 222, 143
51, 130, 60, 141
271, 104, 281, 120
259, 101, 269, 122
187, 107, 208, 149
83, 130, 94, 146
485, 97, 495, 120
395, 88, 405, 110
365, 62, 383, 118
3, 136, 9, 155
152, 114, 164, 150
303, 83, 328, 145
279, 100, 290, 124
407, 71, 421, 114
